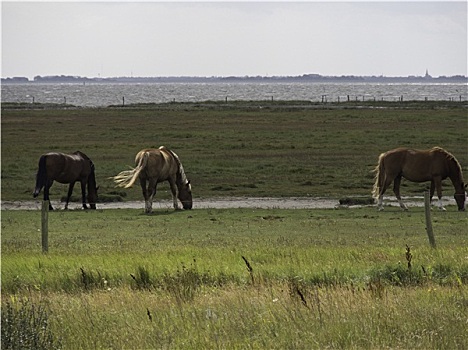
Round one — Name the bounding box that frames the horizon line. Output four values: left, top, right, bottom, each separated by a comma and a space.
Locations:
3, 72, 467, 80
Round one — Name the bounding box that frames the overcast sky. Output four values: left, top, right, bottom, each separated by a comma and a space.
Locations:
2, 1, 467, 79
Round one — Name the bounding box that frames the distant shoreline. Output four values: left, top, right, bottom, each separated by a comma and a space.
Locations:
2, 73, 467, 84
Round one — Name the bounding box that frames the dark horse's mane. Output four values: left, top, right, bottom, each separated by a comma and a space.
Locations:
74, 151, 97, 189
88, 161, 97, 188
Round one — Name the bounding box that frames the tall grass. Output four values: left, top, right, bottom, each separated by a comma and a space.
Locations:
2, 207, 467, 348
6, 283, 466, 349
1, 298, 62, 350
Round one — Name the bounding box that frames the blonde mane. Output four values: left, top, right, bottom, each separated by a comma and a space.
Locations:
160, 146, 189, 185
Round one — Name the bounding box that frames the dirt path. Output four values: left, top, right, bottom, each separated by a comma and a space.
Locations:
0, 196, 456, 211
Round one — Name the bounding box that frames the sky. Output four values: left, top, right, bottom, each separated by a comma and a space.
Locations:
1, 1, 467, 79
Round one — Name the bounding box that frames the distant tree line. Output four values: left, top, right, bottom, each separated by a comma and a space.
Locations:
2, 73, 467, 84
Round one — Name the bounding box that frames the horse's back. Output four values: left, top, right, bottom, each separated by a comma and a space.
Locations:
137, 147, 177, 181
43, 153, 67, 177
43, 152, 91, 182
379, 148, 407, 175
382, 147, 451, 182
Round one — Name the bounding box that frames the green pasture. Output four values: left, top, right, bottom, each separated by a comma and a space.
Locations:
2, 102, 468, 349
1, 101, 467, 202
2, 207, 468, 348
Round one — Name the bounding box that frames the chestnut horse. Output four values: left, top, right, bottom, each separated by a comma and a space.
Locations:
372, 147, 466, 211
33, 151, 98, 210
112, 146, 192, 213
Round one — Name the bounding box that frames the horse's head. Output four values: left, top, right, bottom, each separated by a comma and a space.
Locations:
87, 185, 99, 210
178, 180, 193, 210
454, 183, 467, 211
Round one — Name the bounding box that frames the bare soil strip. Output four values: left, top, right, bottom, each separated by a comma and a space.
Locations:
0, 197, 456, 211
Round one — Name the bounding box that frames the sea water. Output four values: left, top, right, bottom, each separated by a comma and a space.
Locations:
2, 82, 466, 107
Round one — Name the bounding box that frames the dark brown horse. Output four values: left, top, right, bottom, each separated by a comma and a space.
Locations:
372, 147, 466, 211
112, 146, 192, 213
33, 151, 98, 210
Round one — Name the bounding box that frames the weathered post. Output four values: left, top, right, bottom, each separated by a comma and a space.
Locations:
424, 191, 436, 248
41, 200, 49, 253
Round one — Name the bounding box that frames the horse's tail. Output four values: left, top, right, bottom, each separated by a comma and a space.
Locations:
372, 153, 385, 199
113, 151, 149, 188
33, 155, 47, 197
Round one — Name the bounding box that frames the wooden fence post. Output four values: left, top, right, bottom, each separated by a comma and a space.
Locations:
424, 191, 436, 248
42, 200, 49, 253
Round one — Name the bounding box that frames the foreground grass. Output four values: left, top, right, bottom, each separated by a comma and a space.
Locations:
2, 207, 467, 348
2, 207, 468, 290
4, 284, 467, 349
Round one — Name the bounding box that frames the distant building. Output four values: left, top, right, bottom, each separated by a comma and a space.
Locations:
424, 69, 432, 79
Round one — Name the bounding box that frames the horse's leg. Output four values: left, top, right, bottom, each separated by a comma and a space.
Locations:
147, 179, 158, 214
393, 175, 408, 211
65, 182, 75, 210
80, 180, 88, 210
430, 180, 437, 208
168, 177, 180, 210
430, 180, 435, 203
433, 176, 446, 211
45, 180, 54, 210
140, 178, 150, 213
377, 175, 393, 211
377, 193, 385, 211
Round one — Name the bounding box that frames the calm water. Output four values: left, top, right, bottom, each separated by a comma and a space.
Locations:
2, 82, 467, 107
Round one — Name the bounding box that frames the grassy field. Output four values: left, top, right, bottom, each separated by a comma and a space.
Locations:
1, 207, 467, 348
1, 101, 468, 349
1, 101, 467, 202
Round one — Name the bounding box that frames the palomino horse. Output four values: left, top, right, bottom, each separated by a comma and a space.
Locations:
112, 146, 192, 213
33, 151, 99, 210
372, 147, 466, 211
